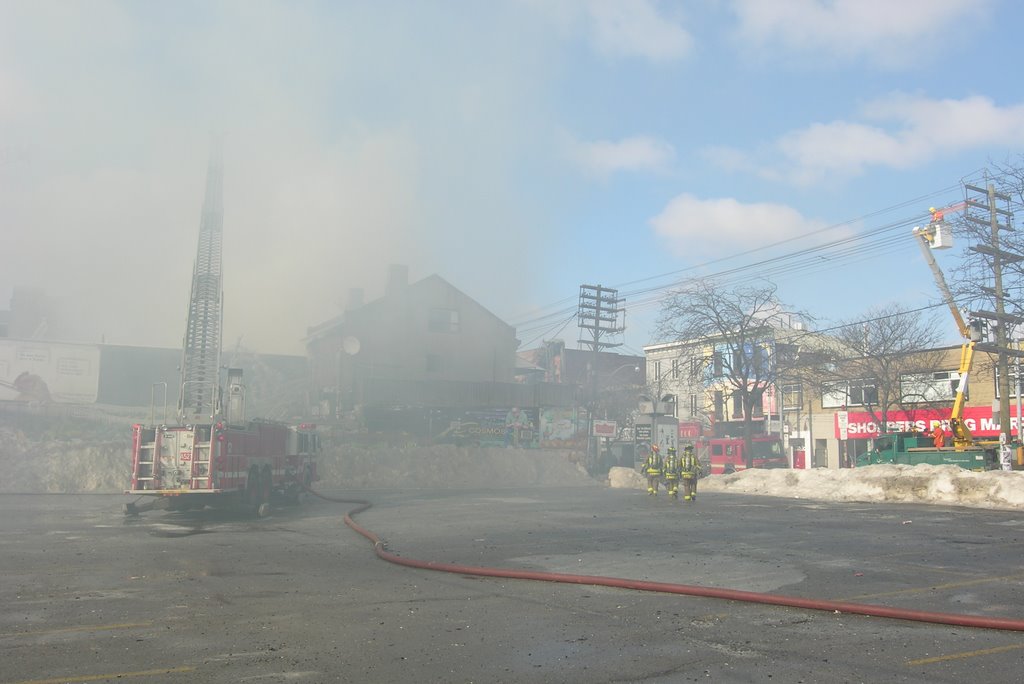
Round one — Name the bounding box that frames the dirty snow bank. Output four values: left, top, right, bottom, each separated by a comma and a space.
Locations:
0, 416, 596, 493
608, 464, 1024, 510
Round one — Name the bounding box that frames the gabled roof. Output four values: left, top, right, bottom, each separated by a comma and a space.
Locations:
304, 273, 513, 343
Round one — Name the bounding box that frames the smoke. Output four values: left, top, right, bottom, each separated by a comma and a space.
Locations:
0, 2, 564, 353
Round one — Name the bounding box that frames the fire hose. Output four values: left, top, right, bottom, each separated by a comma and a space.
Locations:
305, 488, 1024, 632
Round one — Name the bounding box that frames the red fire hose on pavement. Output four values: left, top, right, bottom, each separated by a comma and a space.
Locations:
307, 489, 1024, 632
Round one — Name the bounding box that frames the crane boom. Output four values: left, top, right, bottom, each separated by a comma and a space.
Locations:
913, 223, 969, 338
913, 220, 978, 447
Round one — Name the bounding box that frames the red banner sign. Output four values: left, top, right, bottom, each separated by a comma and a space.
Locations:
836, 406, 1022, 439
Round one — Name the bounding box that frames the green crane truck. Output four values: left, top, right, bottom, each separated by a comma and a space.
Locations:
855, 216, 997, 471
856, 431, 994, 470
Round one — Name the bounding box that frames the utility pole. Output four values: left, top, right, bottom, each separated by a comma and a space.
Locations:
577, 284, 625, 354
577, 285, 626, 470
964, 182, 1024, 445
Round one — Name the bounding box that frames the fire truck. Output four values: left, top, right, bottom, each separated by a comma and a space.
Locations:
697, 435, 788, 475
124, 373, 320, 517
123, 152, 319, 516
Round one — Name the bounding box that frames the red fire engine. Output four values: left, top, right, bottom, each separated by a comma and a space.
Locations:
123, 152, 319, 516
697, 435, 788, 475
125, 417, 319, 516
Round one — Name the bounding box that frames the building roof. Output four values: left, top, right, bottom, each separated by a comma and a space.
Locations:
305, 272, 513, 343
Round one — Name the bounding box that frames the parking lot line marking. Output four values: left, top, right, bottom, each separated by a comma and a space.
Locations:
841, 573, 1024, 601
10, 666, 195, 684
906, 642, 1024, 666
0, 622, 152, 638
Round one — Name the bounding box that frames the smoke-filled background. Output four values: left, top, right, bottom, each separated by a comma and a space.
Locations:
0, 2, 570, 353
3, 1, 1022, 354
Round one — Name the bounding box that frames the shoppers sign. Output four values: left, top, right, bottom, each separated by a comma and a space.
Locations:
835, 406, 1021, 439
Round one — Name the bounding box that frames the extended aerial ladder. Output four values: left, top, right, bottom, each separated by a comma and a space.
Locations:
912, 211, 983, 448
177, 151, 225, 424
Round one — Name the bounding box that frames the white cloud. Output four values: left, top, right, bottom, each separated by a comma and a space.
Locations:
650, 194, 826, 256
705, 94, 1024, 185
571, 135, 675, 177
587, 0, 694, 62
730, 0, 990, 67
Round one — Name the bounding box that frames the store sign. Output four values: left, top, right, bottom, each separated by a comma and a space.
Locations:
836, 406, 1021, 439
592, 420, 617, 437
635, 424, 652, 442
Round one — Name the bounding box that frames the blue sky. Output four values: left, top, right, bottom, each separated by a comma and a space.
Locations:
2, 0, 1023, 355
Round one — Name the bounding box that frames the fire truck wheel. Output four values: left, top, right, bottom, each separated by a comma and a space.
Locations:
261, 465, 272, 502
246, 467, 262, 508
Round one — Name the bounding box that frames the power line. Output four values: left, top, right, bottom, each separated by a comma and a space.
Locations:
508, 184, 962, 330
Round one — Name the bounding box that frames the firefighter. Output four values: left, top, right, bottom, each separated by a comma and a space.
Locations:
932, 424, 946, 448
662, 446, 681, 498
641, 444, 663, 495
680, 444, 702, 502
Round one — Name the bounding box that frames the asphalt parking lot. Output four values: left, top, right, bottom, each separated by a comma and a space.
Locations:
3, 486, 1024, 683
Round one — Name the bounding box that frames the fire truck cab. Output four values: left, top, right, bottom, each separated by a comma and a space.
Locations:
699, 435, 787, 475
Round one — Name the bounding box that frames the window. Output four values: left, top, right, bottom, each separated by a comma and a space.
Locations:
714, 390, 724, 421
849, 382, 879, 406
901, 370, 960, 403
428, 308, 460, 333
712, 352, 723, 378
689, 393, 698, 417
992, 367, 1021, 399
782, 383, 803, 410
426, 354, 442, 372
822, 381, 878, 408
689, 357, 702, 377
672, 359, 680, 379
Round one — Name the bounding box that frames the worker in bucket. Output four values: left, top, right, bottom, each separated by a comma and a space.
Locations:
680, 444, 702, 502
640, 444, 663, 496
929, 206, 944, 224
662, 446, 681, 499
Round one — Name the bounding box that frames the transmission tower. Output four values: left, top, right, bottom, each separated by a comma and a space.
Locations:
177, 151, 224, 423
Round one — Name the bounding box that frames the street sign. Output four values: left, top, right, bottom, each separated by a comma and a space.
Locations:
836, 411, 849, 440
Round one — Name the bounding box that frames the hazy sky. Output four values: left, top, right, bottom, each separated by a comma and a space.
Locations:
2, 0, 1022, 356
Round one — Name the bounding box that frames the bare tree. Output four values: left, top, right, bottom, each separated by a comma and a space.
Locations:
655, 280, 810, 468
949, 156, 1024, 314
827, 303, 946, 436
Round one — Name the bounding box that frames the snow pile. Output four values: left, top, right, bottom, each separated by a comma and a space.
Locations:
0, 412, 596, 493
608, 464, 1024, 510
0, 422, 131, 493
